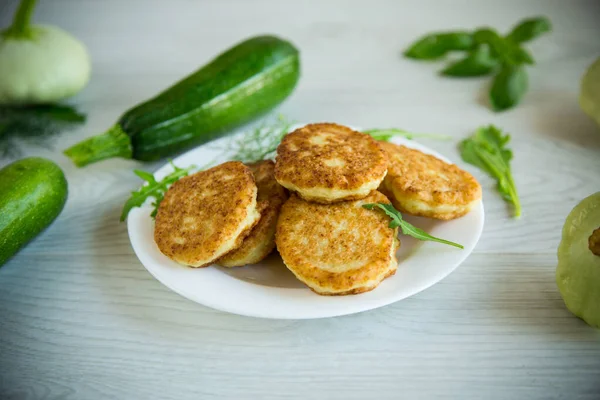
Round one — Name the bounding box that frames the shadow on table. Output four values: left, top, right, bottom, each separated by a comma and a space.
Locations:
531, 96, 600, 150
482, 256, 599, 340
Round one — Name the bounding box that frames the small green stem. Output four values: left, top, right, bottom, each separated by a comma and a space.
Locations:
364, 128, 453, 141
64, 124, 133, 167
506, 171, 521, 218
5, 0, 38, 37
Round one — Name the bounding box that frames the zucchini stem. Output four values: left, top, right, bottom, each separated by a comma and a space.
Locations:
4, 0, 38, 38
64, 124, 133, 167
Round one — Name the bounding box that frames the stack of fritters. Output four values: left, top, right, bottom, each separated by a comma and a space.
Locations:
154, 160, 286, 268
274, 123, 399, 295
153, 123, 482, 296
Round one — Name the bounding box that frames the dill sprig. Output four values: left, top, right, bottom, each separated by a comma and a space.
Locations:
214, 114, 293, 163
0, 104, 86, 159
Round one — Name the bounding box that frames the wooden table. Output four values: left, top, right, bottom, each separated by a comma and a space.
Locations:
1, 1, 600, 399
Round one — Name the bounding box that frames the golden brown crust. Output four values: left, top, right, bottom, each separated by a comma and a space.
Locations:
310, 267, 397, 296
274, 123, 388, 203
379, 142, 482, 220
276, 191, 399, 295
217, 160, 289, 267
154, 161, 260, 267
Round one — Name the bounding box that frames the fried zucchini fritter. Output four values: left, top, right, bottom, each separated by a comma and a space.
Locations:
154, 161, 260, 267
276, 191, 399, 295
275, 123, 388, 203
217, 160, 288, 267
379, 142, 482, 220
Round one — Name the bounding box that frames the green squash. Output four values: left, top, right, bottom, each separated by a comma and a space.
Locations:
556, 192, 600, 328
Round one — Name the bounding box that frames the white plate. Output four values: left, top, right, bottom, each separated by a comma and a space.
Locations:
127, 128, 484, 319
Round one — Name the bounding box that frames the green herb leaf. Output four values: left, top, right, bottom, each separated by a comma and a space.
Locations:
120, 162, 196, 221
362, 203, 402, 228
404, 32, 474, 60
440, 45, 499, 77
474, 28, 534, 66
507, 17, 551, 44
0, 104, 86, 158
459, 125, 521, 217
489, 64, 528, 111
363, 128, 453, 141
362, 203, 464, 249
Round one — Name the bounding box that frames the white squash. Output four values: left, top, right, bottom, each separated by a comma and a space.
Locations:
0, 0, 91, 105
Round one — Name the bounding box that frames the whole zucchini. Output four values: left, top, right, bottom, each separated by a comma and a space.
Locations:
65, 35, 300, 167
0, 157, 68, 267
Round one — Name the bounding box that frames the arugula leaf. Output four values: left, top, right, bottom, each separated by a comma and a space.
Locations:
459, 125, 521, 217
120, 162, 196, 221
404, 32, 474, 60
440, 45, 499, 77
362, 203, 464, 249
363, 128, 452, 141
507, 17, 551, 44
489, 64, 528, 111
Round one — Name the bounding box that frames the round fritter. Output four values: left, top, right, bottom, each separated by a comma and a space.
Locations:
274, 123, 388, 203
217, 160, 288, 267
154, 161, 260, 267
276, 191, 400, 295
378, 142, 482, 220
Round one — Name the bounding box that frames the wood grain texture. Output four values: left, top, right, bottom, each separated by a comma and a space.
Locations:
1, 0, 600, 399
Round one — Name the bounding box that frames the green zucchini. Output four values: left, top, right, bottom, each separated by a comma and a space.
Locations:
65, 35, 300, 167
0, 157, 68, 267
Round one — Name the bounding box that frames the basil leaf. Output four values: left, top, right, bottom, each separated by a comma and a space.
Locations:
404, 32, 474, 60
474, 28, 534, 66
441, 45, 499, 77
507, 17, 551, 44
489, 64, 528, 111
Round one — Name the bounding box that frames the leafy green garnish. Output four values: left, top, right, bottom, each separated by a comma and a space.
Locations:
0, 104, 86, 158
473, 28, 534, 66
506, 17, 552, 44
403, 17, 550, 112
362, 203, 464, 249
489, 64, 528, 111
120, 162, 196, 221
364, 128, 452, 141
459, 125, 521, 217
404, 32, 474, 60
440, 45, 499, 77
216, 114, 293, 163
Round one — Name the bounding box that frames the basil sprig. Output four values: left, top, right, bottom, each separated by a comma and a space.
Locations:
403, 16, 551, 111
